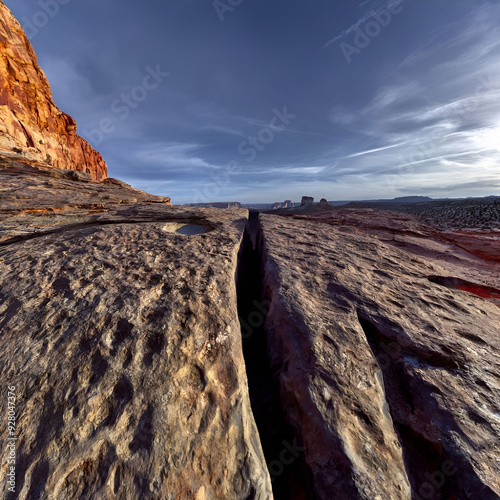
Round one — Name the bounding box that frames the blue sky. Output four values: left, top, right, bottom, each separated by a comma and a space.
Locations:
5, 0, 500, 204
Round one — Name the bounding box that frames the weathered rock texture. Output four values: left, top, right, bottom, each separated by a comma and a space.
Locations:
187, 202, 242, 209
0, 1, 107, 181
0, 167, 272, 499
259, 213, 500, 499
0, 157, 170, 245
349, 196, 500, 231
284, 207, 500, 306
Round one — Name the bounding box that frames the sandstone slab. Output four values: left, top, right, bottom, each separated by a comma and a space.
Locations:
259, 213, 500, 499
285, 207, 500, 307
0, 170, 272, 499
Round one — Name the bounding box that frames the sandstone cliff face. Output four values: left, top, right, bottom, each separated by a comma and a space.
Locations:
0, 1, 107, 181
0, 167, 272, 499
258, 213, 500, 499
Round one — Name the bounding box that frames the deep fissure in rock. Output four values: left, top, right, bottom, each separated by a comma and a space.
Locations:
236, 211, 309, 500
357, 313, 497, 500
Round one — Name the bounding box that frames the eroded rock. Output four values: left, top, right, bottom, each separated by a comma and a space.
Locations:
0, 171, 272, 499
259, 213, 500, 499
0, 1, 107, 181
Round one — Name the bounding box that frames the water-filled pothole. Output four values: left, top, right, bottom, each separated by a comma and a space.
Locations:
162, 223, 210, 235
177, 224, 208, 236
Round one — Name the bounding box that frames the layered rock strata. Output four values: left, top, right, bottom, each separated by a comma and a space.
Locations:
0, 157, 170, 245
0, 1, 108, 181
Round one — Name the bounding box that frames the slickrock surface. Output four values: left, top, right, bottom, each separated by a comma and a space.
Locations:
0, 158, 171, 245
0, 1, 107, 181
259, 213, 500, 499
286, 207, 500, 306
0, 170, 272, 499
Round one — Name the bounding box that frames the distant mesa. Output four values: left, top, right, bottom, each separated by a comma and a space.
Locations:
391, 196, 433, 203
271, 197, 331, 210
301, 196, 314, 206
362, 196, 434, 204
272, 199, 297, 209
0, 2, 108, 181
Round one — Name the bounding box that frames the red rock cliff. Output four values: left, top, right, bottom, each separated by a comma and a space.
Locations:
0, 1, 108, 181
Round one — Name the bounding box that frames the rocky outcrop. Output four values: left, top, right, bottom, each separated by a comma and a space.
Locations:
0, 1, 107, 181
0, 166, 272, 499
258, 213, 500, 499
0, 156, 170, 227
300, 196, 314, 206
272, 200, 295, 210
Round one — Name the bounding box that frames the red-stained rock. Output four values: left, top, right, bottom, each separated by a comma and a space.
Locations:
0, 1, 108, 181
441, 231, 500, 262
280, 207, 500, 307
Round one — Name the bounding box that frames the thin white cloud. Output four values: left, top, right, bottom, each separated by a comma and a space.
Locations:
321, 1, 500, 199
136, 142, 221, 172
345, 142, 407, 158
323, 0, 404, 47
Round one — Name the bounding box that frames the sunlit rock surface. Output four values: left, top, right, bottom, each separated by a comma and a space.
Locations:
0, 1, 107, 181
0, 169, 272, 499
259, 213, 500, 499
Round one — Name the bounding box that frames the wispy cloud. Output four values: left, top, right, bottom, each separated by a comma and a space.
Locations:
9, 0, 500, 203
135, 142, 222, 172
318, 1, 500, 199
323, 0, 403, 47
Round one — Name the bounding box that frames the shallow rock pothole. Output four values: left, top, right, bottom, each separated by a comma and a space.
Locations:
162, 223, 212, 235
